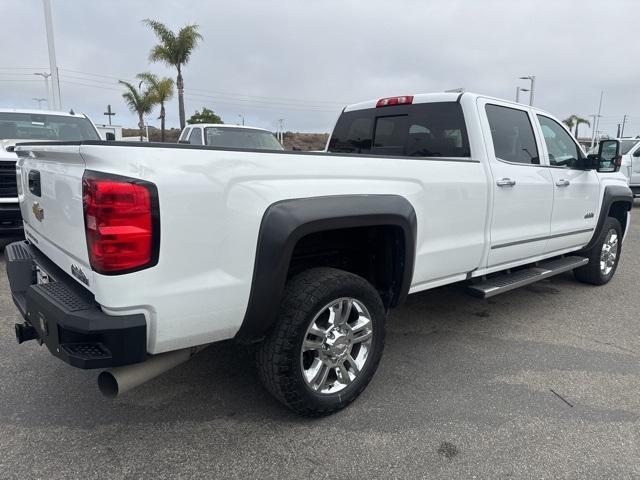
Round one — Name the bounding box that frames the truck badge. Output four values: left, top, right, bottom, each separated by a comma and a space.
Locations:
32, 202, 44, 222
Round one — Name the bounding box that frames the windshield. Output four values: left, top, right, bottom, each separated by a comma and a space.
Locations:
204, 127, 283, 150
0, 112, 100, 141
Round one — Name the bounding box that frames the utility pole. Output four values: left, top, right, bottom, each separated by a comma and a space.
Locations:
277, 118, 284, 144
33, 72, 51, 106
103, 104, 116, 125
520, 75, 536, 106
590, 91, 604, 149
33, 98, 47, 109
237, 114, 245, 126
42, 0, 61, 110
589, 114, 601, 149
617, 124, 622, 138
621, 114, 628, 138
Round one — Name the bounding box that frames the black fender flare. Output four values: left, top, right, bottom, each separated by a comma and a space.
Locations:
584, 184, 633, 251
235, 194, 417, 343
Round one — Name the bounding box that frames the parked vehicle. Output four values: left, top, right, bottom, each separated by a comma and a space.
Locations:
179, 123, 283, 150
6, 92, 632, 416
592, 138, 640, 196
0, 109, 101, 241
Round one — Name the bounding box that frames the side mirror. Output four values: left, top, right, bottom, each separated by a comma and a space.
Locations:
634, 149, 640, 158
597, 139, 621, 173
585, 154, 600, 170
105, 132, 116, 141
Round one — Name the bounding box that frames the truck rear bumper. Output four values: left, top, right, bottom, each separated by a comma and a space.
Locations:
5, 241, 147, 369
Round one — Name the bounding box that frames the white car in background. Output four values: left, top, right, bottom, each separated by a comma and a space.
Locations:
591, 138, 640, 195
179, 123, 284, 150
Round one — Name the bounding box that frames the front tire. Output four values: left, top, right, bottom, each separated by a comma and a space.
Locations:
574, 217, 622, 285
256, 267, 386, 417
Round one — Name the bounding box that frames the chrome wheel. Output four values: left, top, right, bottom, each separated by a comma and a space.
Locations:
301, 297, 373, 394
600, 228, 619, 276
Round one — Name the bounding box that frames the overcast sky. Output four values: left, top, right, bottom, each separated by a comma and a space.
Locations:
1, 0, 638, 136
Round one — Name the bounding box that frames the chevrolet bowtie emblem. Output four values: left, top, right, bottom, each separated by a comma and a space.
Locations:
32, 202, 44, 222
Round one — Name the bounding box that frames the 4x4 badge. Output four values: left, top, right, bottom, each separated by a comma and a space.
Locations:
32, 202, 44, 222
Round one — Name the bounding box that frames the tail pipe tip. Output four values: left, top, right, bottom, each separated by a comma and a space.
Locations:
97, 345, 208, 398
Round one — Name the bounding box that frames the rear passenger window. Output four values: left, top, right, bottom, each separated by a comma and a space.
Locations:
485, 104, 539, 164
327, 102, 470, 158
188, 128, 203, 145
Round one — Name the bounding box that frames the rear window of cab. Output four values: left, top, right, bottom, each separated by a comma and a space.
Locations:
327, 102, 471, 158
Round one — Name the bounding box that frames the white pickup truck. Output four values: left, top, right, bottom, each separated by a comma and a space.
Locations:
6, 92, 632, 416
0, 108, 101, 242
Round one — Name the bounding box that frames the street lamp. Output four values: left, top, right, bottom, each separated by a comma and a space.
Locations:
519, 75, 536, 106
237, 114, 245, 126
515, 87, 530, 103
33, 97, 47, 109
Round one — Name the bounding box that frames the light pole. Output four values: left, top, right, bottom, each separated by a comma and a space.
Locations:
42, 0, 61, 110
33, 72, 51, 106
33, 97, 47, 109
519, 75, 536, 106
515, 87, 529, 103
237, 114, 245, 126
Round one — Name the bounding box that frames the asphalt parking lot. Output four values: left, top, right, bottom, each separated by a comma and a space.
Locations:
1, 207, 639, 480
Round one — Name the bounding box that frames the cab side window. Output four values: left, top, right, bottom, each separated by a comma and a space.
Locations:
179, 127, 191, 142
485, 104, 539, 164
537, 115, 583, 168
188, 127, 203, 145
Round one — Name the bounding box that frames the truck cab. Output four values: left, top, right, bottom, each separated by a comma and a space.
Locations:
179, 123, 284, 150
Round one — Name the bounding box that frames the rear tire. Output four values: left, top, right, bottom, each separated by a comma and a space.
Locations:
574, 217, 622, 285
256, 267, 386, 417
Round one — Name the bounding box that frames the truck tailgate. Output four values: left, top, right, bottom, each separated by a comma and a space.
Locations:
16, 145, 93, 289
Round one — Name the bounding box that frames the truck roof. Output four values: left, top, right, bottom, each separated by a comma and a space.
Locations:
0, 107, 87, 117
344, 91, 553, 116
186, 124, 272, 133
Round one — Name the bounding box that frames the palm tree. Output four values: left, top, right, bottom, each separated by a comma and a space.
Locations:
562, 115, 576, 132
573, 116, 590, 139
137, 72, 174, 142
143, 19, 203, 130
119, 80, 156, 141
562, 115, 590, 139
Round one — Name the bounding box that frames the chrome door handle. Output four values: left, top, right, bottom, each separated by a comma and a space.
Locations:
496, 178, 516, 187
555, 179, 570, 187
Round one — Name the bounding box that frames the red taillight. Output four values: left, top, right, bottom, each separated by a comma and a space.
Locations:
376, 95, 414, 108
83, 171, 159, 274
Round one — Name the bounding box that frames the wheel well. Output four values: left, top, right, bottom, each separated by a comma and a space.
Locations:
288, 225, 406, 308
608, 201, 630, 233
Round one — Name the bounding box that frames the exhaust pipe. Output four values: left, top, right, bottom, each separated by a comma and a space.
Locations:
98, 345, 207, 398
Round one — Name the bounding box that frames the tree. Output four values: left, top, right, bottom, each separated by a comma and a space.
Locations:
119, 80, 156, 141
562, 115, 576, 132
563, 115, 590, 139
187, 107, 223, 125
573, 116, 590, 139
143, 19, 203, 130
137, 72, 174, 142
